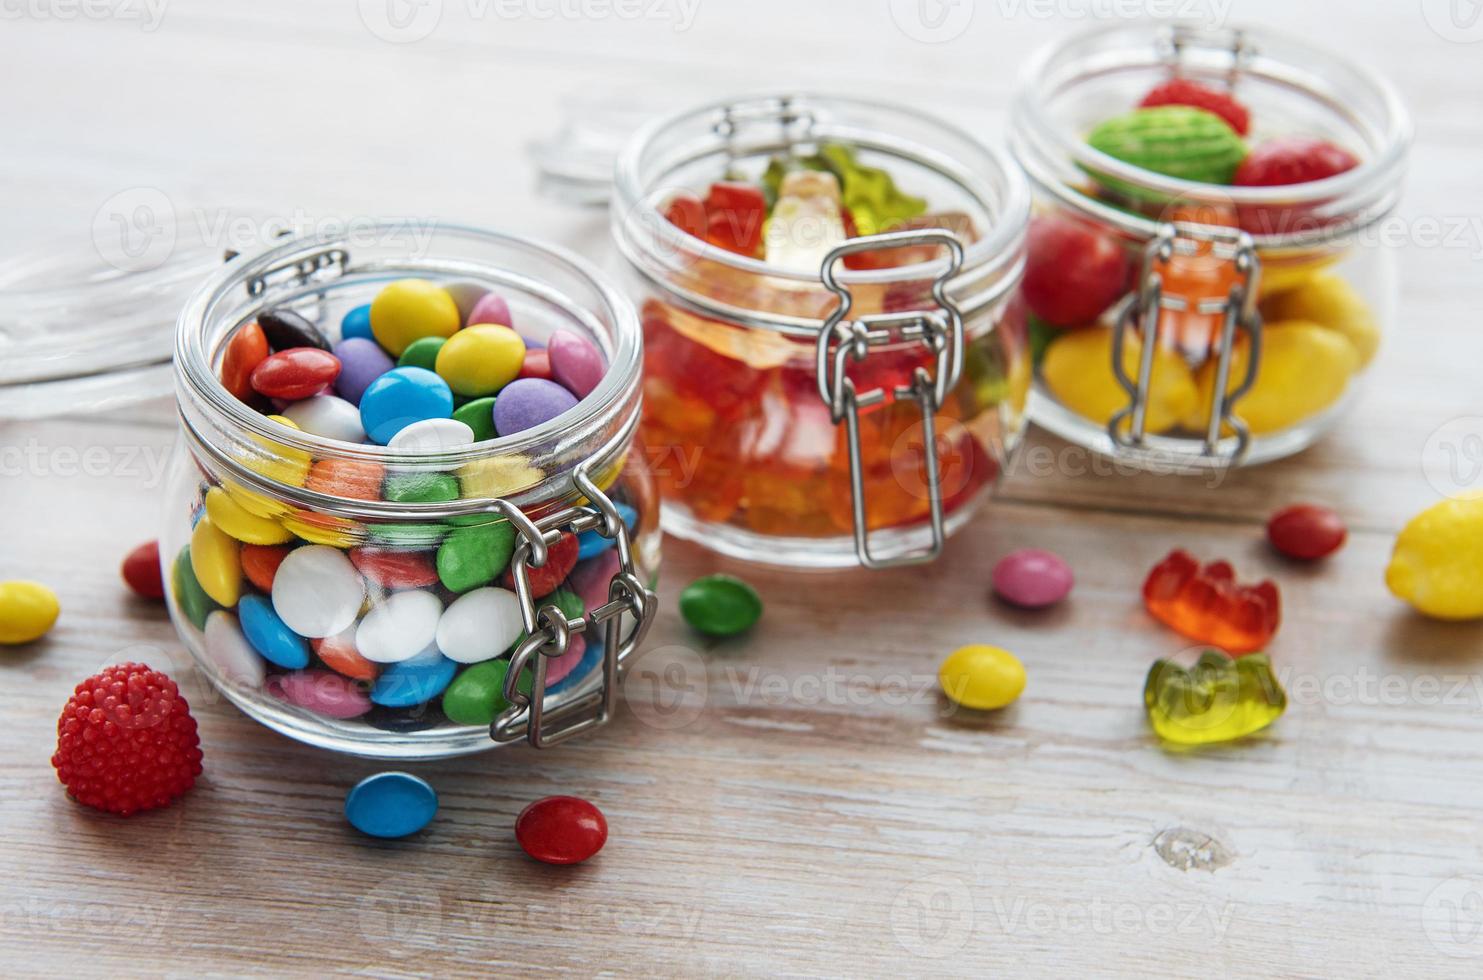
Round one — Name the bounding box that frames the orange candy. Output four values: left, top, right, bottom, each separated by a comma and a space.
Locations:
311, 631, 380, 682
305, 459, 385, 500
221, 322, 270, 402
240, 543, 291, 592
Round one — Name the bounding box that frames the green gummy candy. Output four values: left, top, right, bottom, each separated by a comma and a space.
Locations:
1085, 106, 1247, 200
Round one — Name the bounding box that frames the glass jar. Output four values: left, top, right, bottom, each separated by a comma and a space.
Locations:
165, 224, 659, 759
613, 94, 1030, 569
1011, 24, 1410, 469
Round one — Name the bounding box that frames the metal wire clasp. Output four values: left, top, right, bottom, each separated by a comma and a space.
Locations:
488, 464, 656, 748
815, 229, 965, 569
1109, 222, 1262, 463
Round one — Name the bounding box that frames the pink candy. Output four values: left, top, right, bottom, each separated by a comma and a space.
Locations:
991, 549, 1073, 609
467, 292, 513, 328
267, 669, 372, 718
547, 329, 605, 398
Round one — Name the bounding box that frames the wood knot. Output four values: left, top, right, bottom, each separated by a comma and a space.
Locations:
1152, 827, 1233, 872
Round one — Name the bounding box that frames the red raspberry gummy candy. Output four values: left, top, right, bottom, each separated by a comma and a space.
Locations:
51, 662, 203, 816
1142, 549, 1280, 655
1140, 79, 1250, 136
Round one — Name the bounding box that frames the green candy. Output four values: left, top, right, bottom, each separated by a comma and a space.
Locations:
508, 589, 586, 652
452, 396, 497, 442
172, 545, 218, 630
437, 521, 516, 592
367, 523, 448, 547
679, 574, 762, 637
443, 659, 533, 727
1085, 106, 1247, 199
398, 336, 446, 372
384, 472, 460, 504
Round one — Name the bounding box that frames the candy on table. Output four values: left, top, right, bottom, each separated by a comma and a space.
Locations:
345, 772, 438, 839
1144, 649, 1285, 746
0, 580, 60, 645
1142, 549, 1280, 654
121, 540, 165, 600
515, 795, 608, 865
1386, 495, 1483, 621
1139, 78, 1251, 135
1040, 327, 1198, 434
991, 549, 1073, 609
1020, 215, 1130, 327
938, 644, 1026, 710
51, 662, 203, 815
678, 574, 762, 637
1267, 504, 1347, 561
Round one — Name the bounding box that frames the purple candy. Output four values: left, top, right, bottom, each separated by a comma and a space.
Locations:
492, 378, 578, 436
333, 337, 395, 405
467, 292, 512, 328
547, 329, 605, 399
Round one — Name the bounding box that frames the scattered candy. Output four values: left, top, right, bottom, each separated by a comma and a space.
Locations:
121, 540, 165, 600
679, 574, 762, 637
516, 795, 608, 865
938, 644, 1026, 710
345, 771, 438, 838
1386, 496, 1483, 621
1142, 549, 1279, 654
991, 549, 1073, 609
51, 662, 203, 815
0, 580, 60, 644
492, 378, 578, 436
1144, 649, 1285, 745
1267, 504, 1347, 561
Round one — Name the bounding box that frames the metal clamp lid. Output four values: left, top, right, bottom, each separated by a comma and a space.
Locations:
815, 229, 965, 569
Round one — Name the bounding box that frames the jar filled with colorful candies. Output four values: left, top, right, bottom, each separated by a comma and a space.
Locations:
613, 95, 1031, 569
1011, 24, 1410, 468
165, 225, 658, 758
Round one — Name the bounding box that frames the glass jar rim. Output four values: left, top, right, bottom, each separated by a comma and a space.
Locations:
1011, 22, 1412, 229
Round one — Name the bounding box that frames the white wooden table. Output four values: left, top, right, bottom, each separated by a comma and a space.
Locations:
4, 2, 1483, 974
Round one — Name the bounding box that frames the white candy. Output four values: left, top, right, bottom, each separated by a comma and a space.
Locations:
282, 394, 366, 443
387, 418, 476, 451
271, 545, 365, 638
435, 587, 523, 664
443, 281, 490, 326
203, 611, 268, 687
356, 590, 443, 664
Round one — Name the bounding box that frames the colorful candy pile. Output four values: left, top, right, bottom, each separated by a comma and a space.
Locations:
1028, 77, 1378, 442
170, 280, 646, 730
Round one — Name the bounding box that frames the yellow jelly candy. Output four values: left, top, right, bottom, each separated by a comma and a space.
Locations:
190, 516, 242, 607
433, 324, 525, 397
0, 580, 60, 645
204, 487, 293, 545
938, 644, 1026, 710
1189, 321, 1358, 435
1144, 650, 1286, 746
1386, 495, 1483, 620
370, 279, 460, 357
1041, 327, 1198, 434
1260, 273, 1379, 367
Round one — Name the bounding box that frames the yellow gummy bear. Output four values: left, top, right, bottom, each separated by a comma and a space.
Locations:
1386, 495, 1483, 620
1188, 321, 1358, 435
1260, 273, 1380, 367
1041, 327, 1198, 435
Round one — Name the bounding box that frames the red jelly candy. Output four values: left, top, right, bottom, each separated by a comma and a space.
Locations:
221, 321, 270, 401
1021, 215, 1130, 327
249, 347, 341, 400
663, 192, 707, 239
703, 181, 766, 257
515, 795, 608, 865
241, 543, 291, 592
1267, 504, 1347, 561
349, 547, 440, 589
501, 531, 579, 598
1140, 79, 1250, 136
121, 540, 164, 599
1142, 549, 1280, 654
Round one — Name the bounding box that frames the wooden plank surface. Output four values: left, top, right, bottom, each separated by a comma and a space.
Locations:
4, 2, 1483, 975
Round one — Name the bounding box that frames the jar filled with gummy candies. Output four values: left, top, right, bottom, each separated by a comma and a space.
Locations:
164, 224, 658, 758
613, 95, 1031, 569
1011, 24, 1410, 468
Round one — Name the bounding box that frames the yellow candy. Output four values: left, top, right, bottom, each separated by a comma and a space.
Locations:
1386, 495, 1483, 620
189, 516, 242, 607
1041, 327, 1198, 434
222, 479, 293, 520
280, 511, 361, 548
0, 580, 60, 645
457, 456, 545, 499
1189, 321, 1358, 435
370, 279, 460, 356
1260, 273, 1380, 367
204, 486, 293, 544
938, 644, 1026, 710
434, 324, 525, 397
238, 415, 310, 488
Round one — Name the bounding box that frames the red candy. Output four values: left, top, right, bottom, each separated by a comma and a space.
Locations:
249, 347, 341, 400
1267, 504, 1347, 561
51, 662, 203, 816
515, 795, 608, 865
1021, 215, 1130, 326
518, 348, 554, 381
1142, 549, 1280, 654
662, 192, 707, 239
349, 547, 440, 589
1234, 137, 1359, 188
121, 540, 164, 599
1140, 79, 1250, 136
703, 181, 766, 257
221, 321, 270, 401
241, 543, 291, 592
502, 531, 579, 598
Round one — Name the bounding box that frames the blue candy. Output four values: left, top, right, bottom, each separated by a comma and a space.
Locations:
345, 772, 438, 839
238, 594, 309, 669
341, 304, 374, 342
575, 502, 638, 560
370, 647, 457, 707
359, 367, 455, 445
